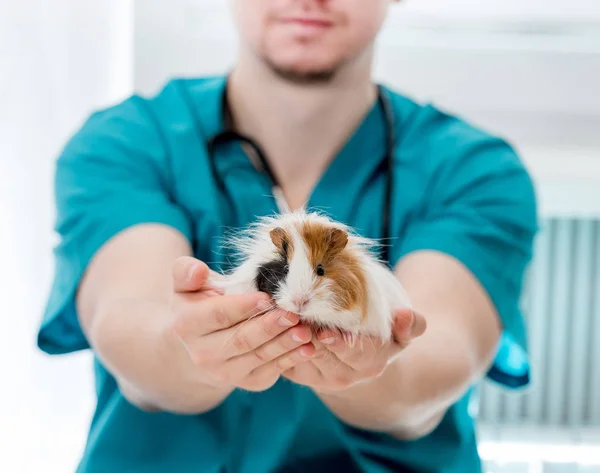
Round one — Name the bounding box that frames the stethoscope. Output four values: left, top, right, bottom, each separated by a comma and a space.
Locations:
205, 82, 396, 266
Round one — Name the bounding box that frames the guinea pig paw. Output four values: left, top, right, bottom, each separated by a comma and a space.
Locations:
341, 330, 357, 348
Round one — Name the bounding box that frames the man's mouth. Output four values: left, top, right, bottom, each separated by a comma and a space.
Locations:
278, 16, 334, 31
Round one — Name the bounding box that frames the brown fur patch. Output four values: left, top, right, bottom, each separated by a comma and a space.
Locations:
327, 251, 369, 319
327, 228, 348, 256
299, 221, 368, 318
300, 221, 347, 266
270, 227, 293, 261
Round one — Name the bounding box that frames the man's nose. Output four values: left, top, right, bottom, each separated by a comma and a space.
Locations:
301, 0, 330, 8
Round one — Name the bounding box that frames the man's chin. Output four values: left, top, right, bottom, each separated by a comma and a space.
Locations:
264, 57, 340, 85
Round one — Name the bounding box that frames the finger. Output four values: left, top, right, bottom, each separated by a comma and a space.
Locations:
304, 339, 358, 390
204, 309, 306, 361
236, 345, 315, 392
392, 308, 426, 347
226, 326, 314, 372
176, 292, 273, 340
411, 310, 427, 337
281, 361, 325, 388
316, 329, 382, 372
172, 257, 210, 293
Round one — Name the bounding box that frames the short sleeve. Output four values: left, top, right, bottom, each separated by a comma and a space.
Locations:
37, 96, 193, 355
396, 111, 539, 389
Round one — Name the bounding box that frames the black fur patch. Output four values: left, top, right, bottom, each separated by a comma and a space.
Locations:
255, 255, 289, 297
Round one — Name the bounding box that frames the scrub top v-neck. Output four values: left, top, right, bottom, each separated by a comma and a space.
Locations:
187, 78, 390, 273
36, 75, 539, 473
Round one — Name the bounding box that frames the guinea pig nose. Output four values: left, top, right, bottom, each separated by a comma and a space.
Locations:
292, 295, 309, 312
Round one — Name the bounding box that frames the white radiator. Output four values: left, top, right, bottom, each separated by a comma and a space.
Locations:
477, 218, 600, 426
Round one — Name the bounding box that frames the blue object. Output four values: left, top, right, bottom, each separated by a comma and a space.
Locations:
37, 76, 539, 473
206, 81, 398, 266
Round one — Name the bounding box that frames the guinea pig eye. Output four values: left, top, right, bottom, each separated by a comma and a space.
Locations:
316, 264, 325, 276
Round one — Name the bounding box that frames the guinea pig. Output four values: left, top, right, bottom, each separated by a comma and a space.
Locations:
210, 209, 412, 345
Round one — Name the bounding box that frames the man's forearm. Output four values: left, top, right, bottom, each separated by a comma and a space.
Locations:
314, 251, 503, 439
315, 321, 488, 439
88, 298, 233, 414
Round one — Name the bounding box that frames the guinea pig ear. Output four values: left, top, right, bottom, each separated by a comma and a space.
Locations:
326, 228, 348, 256
270, 227, 289, 256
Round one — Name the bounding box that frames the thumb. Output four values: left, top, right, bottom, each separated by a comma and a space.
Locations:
392, 308, 426, 346
172, 256, 210, 293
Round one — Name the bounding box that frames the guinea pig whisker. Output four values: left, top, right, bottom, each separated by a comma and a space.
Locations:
262, 267, 280, 286
365, 333, 376, 353
258, 265, 280, 283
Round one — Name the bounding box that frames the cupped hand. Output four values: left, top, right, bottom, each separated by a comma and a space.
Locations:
168, 257, 316, 393
281, 308, 426, 393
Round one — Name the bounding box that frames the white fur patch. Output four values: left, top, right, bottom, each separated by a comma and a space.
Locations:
210, 209, 412, 342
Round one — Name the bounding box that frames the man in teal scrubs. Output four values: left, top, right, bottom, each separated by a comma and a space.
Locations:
37, 1, 538, 472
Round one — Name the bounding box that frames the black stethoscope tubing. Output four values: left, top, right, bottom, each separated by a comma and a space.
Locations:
206, 82, 396, 266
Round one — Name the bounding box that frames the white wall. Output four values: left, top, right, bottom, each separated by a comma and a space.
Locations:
0, 1, 133, 472
390, 0, 600, 21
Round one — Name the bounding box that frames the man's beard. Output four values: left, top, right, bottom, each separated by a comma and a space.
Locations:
264, 57, 339, 85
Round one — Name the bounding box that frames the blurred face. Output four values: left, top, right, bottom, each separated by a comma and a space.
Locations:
231, 0, 394, 83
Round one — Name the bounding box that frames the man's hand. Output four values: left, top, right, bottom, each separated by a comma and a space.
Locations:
281, 308, 426, 393
274, 250, 506, 440
169, 257, 316, 393
78, 224, 317, 415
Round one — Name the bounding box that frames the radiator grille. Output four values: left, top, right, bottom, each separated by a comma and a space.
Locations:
477, 218, 600, 426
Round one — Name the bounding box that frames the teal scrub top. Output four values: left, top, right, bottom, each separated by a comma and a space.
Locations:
37, 76, 538, 473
